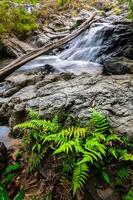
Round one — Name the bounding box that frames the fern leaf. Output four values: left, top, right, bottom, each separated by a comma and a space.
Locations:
72, 163, 89, 196
121, 151, 133, 161
101, 170, 110, 184
90, 110, 109, 134
124, 188, 133, 200
14, 121, 36, 130
106, 134, 121, 143
85, 138, 106, 156
108, 147, 118, 158
115, 167, 131, 186
54, 141, 76, 154
3, 163, 21, 175
28, 109, 41, 120
0, 183, 10, 200
14, 188, 25, 200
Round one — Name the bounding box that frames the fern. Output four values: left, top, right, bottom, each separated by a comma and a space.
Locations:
15, 109, 133, 197
14, 188, 25, 200
108, 147, 118, 158
28, 152, 44, 173
28, 109, 41, 120
0, 183, 10, 200
115, 167, 131, 186
0, 183, 25, 200
72, 163, 89, 196
3, 163, 21, 175
121, 150, 133, 161
124, 188, 133, 200
89, 110, 109, 134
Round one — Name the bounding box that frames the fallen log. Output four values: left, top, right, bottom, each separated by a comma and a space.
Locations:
0, 12, 97, 81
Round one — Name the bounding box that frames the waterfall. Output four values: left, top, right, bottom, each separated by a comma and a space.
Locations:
17, 22, 112, 75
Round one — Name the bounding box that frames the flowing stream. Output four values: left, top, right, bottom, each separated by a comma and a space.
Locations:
0, 126, 13, 148
16, 22, 112, 75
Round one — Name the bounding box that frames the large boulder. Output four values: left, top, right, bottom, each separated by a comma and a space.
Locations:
0, 73, 133, 138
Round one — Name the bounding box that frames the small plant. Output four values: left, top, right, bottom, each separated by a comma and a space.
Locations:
15, 109, 133, 197
115, 167, 132, 186
0, 163, 25, 199
123, 188, 133, 200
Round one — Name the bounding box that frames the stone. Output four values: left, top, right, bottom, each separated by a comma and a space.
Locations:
0, 142, 7, 170
0, 74, 133, 138
97, 187, 120, 200
103, 57, 133, 75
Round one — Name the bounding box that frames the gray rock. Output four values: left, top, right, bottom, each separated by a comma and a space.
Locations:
0, 74, 133, 138
103, 57, 133, 75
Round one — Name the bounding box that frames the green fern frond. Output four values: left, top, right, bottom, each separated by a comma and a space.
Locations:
28, 109, 41, 120
108, 147, 118, 158
0, 183, 10, 200
106, 134, 121, 143
115, 167, 131, 186
28, 152, 44, 172
92, 132, 106, 141
3, 163, 21, 175
77, 154, 94, 164
85, 138, 106, 156
121, 151, 133, 161
14, 121, 36, 130
59, 127, 87, 140
72, 163, 89, 196
54, 140, 81, 154
14, 188, 25, 200
89, 110, 109, 134
124, 188, 133, 200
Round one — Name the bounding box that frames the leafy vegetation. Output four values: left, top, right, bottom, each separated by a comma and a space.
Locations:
127, 0, 133, 18
123, 188, 133, 200
0, 0, 38, 39
15, 109, 133, 197
0, 163, 25, 199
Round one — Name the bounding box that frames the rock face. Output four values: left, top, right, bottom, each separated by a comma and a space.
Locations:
103, 57, 133, 75
0, 142, 7, 170
0, 73, 133, 138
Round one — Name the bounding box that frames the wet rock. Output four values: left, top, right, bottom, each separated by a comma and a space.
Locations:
0, 142, 7, 170
103, 57, 133, 75
85, 175, 120, 200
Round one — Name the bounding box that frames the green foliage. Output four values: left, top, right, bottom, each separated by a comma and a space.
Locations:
3, 163, 21, 176
13, 0, 39, 4
15, 109, 133, 196
44, 192, 52, 200
124, 188, 133, 200
0, 183, 25, 200
127, 0, 133, 18
72, 163, 89, 196
0, 0, 38, 39
0, 162, 24, 199
115, 167, 132, 186
57, 0, 70, 7
14, 189, 25, 200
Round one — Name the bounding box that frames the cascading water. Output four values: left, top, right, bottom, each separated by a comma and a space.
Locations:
17, 22, 112, 75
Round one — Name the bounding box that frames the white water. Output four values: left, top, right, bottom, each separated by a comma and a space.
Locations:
17, 23, 110, 75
